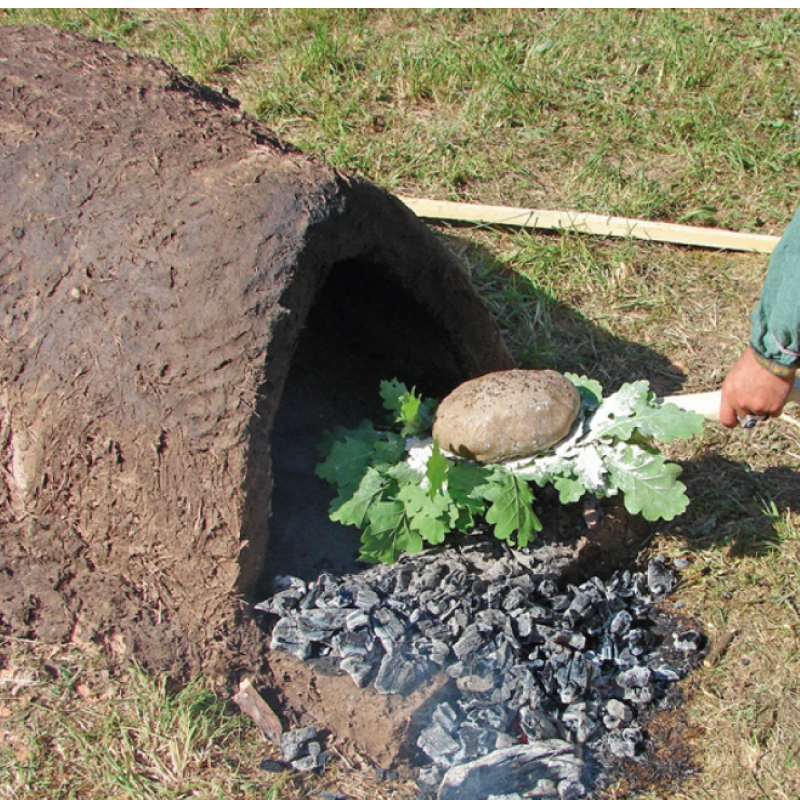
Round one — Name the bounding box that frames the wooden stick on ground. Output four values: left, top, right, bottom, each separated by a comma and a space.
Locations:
398, 196, 781, 254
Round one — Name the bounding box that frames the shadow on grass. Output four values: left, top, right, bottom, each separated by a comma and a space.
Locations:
667, 456, 800, 557
449, 231, 689, 395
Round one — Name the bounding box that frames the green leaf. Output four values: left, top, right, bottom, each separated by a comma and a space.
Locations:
425, 439, 450, 496
379, 378, 435, 436
330, 466, 389, 528
477, 470, 542, 547
588, 381, 704, 444
372, 433, 407, 465
379, 378, 408, 417
565, 372, 603, 412
317, 419, 380, 459
604, 443, 690, 521
360, 500, 424, 563
397, 481, 453, 545
447, 462, 491, 517
315, 434, 380, 496
551, 474, 588, 504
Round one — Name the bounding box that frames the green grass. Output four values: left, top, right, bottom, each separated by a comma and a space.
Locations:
3, 8, 800, 800
0, 650, 285, 800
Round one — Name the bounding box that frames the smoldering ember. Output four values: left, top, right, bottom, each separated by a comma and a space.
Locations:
256, 533, 705, 799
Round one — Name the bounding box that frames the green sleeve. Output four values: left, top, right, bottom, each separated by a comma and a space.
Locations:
749, 206, 800, 370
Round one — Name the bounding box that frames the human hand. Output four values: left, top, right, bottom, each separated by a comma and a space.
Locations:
719, 346, 795, 428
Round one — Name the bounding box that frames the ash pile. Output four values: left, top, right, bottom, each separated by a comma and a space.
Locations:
256, 535, 705, 799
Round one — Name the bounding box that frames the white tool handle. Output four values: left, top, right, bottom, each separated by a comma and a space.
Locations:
660, 376, 800, 421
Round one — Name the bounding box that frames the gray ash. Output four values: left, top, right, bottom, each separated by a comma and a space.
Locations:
255, 537, 704, 798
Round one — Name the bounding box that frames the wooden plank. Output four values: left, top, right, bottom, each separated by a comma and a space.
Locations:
398, 196, 781, 254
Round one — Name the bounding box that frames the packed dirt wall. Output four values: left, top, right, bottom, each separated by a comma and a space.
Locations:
0, 26, 513, 673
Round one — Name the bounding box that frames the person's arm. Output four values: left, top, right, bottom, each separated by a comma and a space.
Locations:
720, 207, 800, 427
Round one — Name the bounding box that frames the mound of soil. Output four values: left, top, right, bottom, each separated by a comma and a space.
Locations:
0, 25, 513, 675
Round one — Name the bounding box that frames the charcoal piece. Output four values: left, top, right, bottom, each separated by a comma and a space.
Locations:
449, 607, 471, 632
427, 598, 450, 616
255, 585, 306, 616
290, 754, 319, 772
510, 574, 536, 594
463, 704, 511, 731
609, 610, 633, 638
475, 609, 508, 632
514, 612, 534, 640
345, 609, 370, 631
551, 594, 572, 612
433, 702, 460, 733
674, 629, 704, 653
456, 674, 495, 694
423, 638, 452, 667
320, 583, 356, 608
647, 556, 678, 596
602, 699, 633, 730
537, 579, 559, 599
561, 702, 601, 744
631, 573, 650, 601
374, 650, 434, 696
372, 607, 406, 656
508, 666, 539, 709
300, 607, 349, 632
270, 617, 313, 660
623, 685, 654, 706
354, 587, 380, 611
417, 721, 461, 765
485, 584, 506, 609
417, 764, 444, 788
259, 758, 286, 773
490, 681, 514, 707
502, 587, 528, 612
272, 575, 307, 593
417, 618, 453, 642
599, 636, 617, 663
319, 794, 347, 800
532, 624, 554, 644
340, 654, 376, 688
607, 726, 644, 760
453, 624, 484, 660
280, 726, 318, 763
484, 560, 513, 581
290, 739, 327, 772
519, 706, 559, 740
437, 742, 585, 800
414, 568, 443, 592
616, 666, 651, 690
558, 777, 588, 799
529, 604, 554, 623
332, 628, 374, 658
458, 722, 494, 761
551, 631, 587, 651
652, 665, 683, 682
556, 653, 594, 705
626, 627, 652, 656
446, 661, 467, 680
564, 590, 595, 626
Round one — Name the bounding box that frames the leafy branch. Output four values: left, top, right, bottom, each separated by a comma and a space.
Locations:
316, 377, 703, 563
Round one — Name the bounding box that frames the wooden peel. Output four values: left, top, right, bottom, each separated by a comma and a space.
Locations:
660, 376, 800, 422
